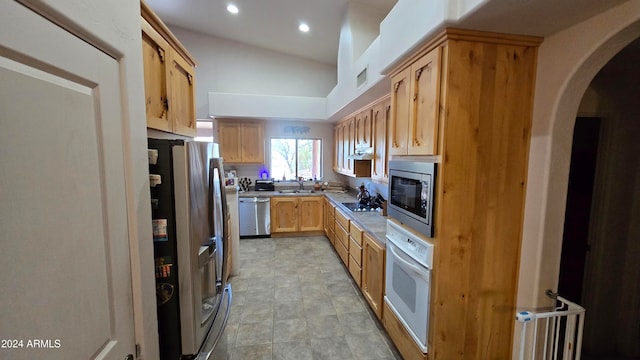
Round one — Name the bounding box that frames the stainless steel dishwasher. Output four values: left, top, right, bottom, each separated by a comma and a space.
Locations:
238, 197, 271, 237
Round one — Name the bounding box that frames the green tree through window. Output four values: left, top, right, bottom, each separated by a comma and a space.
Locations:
271, 138, 322, 180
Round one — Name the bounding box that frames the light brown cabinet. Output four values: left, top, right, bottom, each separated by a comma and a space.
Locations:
326, 201, 386, 323
362, 232, 385, 320
270, 197, 298, 233
299, 197, 324, 232
385, 29, 542, 360
333, 124, 345, 173
354, 109, 372, 149
271, 196, 323, 233
218, 121, 264, 164
343, 118, 354, 173
334, 95, 389, 180
141, 6, 196, 137
348, 222, 363, 287
389, 47, 441, 156
372, 97, 391, 182
333, 209, 350, 265
334, 118, 372, 177
323, 198, 335, 246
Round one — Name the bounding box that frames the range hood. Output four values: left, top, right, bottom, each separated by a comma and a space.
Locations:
347, 147, 373, 160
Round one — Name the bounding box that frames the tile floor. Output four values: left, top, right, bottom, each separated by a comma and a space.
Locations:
219, 235, 402, 360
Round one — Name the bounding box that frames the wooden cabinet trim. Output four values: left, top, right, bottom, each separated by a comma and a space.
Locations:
141, 0, 197, 67
386, 27, 542, 78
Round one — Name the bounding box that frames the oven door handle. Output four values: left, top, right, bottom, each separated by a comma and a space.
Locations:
387, 242, 430, 281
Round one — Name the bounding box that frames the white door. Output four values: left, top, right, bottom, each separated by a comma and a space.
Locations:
0, 2, 136, 359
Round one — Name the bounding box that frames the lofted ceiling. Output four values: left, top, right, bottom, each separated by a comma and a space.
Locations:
144, 0, 397, 66
145, 0, 631, 68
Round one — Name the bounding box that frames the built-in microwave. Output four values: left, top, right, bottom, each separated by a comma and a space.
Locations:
388, 160, 437, 237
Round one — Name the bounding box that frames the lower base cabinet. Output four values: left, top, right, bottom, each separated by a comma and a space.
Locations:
383, 302, 428, 360
271, 196, 323, 233
362, 232, 385, 320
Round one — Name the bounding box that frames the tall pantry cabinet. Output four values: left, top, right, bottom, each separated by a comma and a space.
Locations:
383, 29, 543, 360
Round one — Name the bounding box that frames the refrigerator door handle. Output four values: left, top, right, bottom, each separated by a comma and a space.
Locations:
195, 285, 232, 360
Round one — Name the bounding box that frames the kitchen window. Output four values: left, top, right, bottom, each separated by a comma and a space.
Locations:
271, 138, 322, 180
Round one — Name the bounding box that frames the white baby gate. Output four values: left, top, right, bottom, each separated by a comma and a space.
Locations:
515, 290, 586, 360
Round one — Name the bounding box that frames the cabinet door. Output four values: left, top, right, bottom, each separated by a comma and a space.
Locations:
323, 197, 329, 235
341, 121, 349, 173
218, 122, 242, 163
372, 99, 390, 182
168, 51, 196, 137
408, 47, 441, 155
362, 233, 385, 320
334, 124, 343, 172
389, 67, 411, 155
271, 197, 298, 233
299, 196, 323, 232
355, 109, 372, 149
141, 18, 171, 132
344, 118, 355, 174
241, 123, 265, 163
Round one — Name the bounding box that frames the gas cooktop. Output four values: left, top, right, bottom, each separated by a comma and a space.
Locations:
342, 202, 381, 213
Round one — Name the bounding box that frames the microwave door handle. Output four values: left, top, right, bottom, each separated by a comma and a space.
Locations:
386, 242, 430, 281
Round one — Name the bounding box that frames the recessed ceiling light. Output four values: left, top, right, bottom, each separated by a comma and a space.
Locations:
299, 22, 310, 33
226, 4, 239, 14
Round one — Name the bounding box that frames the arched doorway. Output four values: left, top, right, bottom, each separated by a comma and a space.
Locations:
515, 3, 640, 358
557, 38, 640, 359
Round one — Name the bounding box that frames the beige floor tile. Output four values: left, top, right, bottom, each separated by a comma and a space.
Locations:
306, 314, 344, 339
272, 340, 313, 360
310, 336, 354, 359
232, 343, 272, 360
273, 300, 305, 320
224, 236, 400, 360
346, 332, 395, 360
236, 321, 273, 347
273, 318, 309, 343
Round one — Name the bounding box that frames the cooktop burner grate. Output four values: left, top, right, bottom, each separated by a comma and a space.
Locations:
341, 202, 380, 212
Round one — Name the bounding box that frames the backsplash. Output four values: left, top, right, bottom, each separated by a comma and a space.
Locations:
343, 176, 388, 200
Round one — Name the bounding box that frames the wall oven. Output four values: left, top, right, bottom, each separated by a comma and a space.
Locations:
385, 219, 434, 353
388, 160, 437, 237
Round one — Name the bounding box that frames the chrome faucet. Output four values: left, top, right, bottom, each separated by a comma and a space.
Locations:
295, 180, 305, 190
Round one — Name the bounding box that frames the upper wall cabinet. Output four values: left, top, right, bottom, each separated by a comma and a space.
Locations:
354, 108, 372, 149
141, 2, 197, 137
334, 117, 372, 178
218, 120, 265, 164
334, 96, 389, 179
371, 97, 390, 182
389, 47, 441, 156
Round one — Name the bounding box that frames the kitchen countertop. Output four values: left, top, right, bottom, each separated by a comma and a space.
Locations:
238, 189, 388, 246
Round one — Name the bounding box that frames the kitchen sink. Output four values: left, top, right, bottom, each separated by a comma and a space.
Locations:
278, 189, 315, 194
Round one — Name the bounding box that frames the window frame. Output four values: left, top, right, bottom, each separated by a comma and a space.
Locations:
270, 137, 323, 180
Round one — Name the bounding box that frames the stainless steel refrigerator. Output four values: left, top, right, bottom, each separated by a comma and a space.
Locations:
148, 139, 232, 360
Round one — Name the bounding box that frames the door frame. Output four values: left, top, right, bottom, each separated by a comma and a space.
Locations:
516, 1, 640, 309
17, 0, 160, 358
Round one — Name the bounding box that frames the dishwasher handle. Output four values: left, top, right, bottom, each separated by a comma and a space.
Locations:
239, 197, 270, 203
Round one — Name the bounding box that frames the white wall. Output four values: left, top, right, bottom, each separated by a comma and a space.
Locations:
169, 26, 337, 119
348, 2, 387, 62
517, 0, 640, 312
